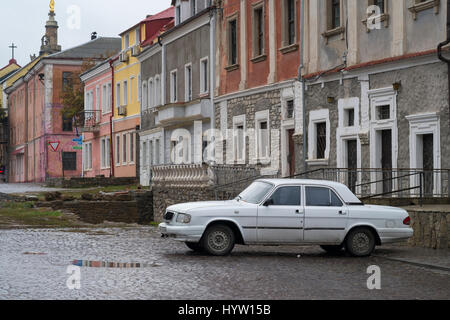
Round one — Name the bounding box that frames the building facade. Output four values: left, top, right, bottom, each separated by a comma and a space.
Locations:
299, 0, 449, 197
139, 0, 215, 186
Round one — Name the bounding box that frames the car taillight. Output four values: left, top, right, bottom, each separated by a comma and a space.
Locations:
403, 216, 411, 226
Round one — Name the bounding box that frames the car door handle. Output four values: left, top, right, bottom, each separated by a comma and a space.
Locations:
295, 210, 304, 214
338, 210, 347, 215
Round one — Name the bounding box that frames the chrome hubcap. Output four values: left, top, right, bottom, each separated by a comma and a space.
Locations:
208, 231, 229, 252
352, 232, 370, 254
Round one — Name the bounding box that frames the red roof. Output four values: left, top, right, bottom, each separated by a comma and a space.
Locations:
142, 7, 174, 22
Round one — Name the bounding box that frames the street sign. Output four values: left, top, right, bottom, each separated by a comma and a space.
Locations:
72, 137, 82, 142
72, 146, 82, 150
49, 141, 60, 152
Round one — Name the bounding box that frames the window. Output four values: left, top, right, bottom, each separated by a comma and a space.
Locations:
135, 28, 140, 45
185, 64, 192, 101
253, 6, 264, 57
129, 77, 134, 103
116, 83, 121, 107
116, 135, 120, 165
370, 0, 386, 13
102, 85, 107, 112
62, 72, 73, 91
306, 187, 343, 207
84, 143, 92, 171
268, 186, 301, 206
142, 141, 148, 166
155, 139, 160, 165
176, 5, 181, 25
101, 137, 111, 169
256, 111, 270, 160
170, 70, 178, 103
142, 81, 148, 109
155, 75, 161, 106
286, 0, 296, 46
228, 19, 238, 66
286, 100, 294, 119
122, 134, 127, 164
107, 83, 112, 112
330, 0, 341, 29
149, 78, 154, 108
62, 114, 73, 132
130, 133, 134, 163
316, 122, 327, 159
200, 58, 209, 94
138, 75, 141, 102
190, 0, 197, 17
149, 140, 154, 166
124, 33, 129, 49
345, 108, 355, 127
123, 81, 128, 106
62, 152, 77, 171
377, 105, 390, 120
233, 115, 246, 163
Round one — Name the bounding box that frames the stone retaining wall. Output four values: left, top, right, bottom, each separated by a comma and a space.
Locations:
45, 177, 137, 188
408, 209, 449, 249
37, 191, 153, 225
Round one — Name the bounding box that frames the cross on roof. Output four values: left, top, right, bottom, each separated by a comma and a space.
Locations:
9, 43, 17, 60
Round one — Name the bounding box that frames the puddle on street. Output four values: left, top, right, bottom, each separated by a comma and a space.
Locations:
72, 260, 162, 268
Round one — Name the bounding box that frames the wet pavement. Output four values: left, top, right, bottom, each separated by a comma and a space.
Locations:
0, 227, 449, 300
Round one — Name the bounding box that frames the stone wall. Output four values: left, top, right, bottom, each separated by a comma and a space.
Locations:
37, 190, 153, 224
408, 208, 450, 249
45, 177, 137, 188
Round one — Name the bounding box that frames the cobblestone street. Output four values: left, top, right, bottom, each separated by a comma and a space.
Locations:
0, 227, 449, 300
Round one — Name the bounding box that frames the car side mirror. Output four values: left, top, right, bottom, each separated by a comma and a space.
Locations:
263, 199, 274, 207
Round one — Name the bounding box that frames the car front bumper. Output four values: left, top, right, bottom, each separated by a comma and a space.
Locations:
378, 227, 414, 244
158, 222, 205, 243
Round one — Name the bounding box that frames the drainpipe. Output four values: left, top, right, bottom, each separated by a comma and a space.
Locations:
298, 0, 307, 173
209, 6, 216, 165
109, 58, 118, 177
437, 0, 450, 124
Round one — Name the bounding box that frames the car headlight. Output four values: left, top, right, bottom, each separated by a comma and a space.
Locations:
176, 213, 191, 224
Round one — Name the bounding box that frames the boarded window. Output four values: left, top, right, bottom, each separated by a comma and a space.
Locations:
62, 152, 77, 171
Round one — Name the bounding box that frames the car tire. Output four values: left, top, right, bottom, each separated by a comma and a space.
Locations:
185, 242, 203, 252
320, 245, 344, 254
345, 228, 376, 257
201, 224, 235, 256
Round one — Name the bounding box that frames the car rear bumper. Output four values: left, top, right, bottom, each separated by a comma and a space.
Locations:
378, 228, 414, 244
158, 222, 205, 243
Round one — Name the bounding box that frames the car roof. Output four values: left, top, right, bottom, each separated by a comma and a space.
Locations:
256, 179, 362, 204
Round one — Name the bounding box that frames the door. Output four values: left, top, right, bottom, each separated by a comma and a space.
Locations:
304, 186, 349, 244
257, 186, 304, 243
381, 130, 392, 194
346, 139, 357, 193
287, 129, 295, 177
422, 134, 434, 196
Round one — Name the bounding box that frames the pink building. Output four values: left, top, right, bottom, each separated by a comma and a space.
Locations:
80, 60, 114, 177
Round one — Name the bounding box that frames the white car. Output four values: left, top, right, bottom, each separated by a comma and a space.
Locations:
158, 179, 413, 257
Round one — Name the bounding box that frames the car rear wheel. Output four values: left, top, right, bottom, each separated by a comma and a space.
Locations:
345, 228, 376, 257
185, 242, 203, 252
320, 245, 344, 254
202, 224, 235, 256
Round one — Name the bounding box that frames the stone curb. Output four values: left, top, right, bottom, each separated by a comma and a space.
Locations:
373, 254, 450, 272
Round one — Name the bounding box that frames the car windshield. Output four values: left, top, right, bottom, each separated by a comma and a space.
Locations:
237, 181, 273, 204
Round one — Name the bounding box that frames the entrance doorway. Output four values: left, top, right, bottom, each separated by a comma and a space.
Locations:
420, 134, 434, 196
287, 129, 295, 177
346, 139, 357, 193
381, 130, 392, 194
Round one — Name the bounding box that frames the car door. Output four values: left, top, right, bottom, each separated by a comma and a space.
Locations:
303, 186, 349, 244
257, 186, 304, 243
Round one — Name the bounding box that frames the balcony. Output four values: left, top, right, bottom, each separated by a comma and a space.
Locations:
76, 110, 101, 133
151, 164, 216, 188
156, 99, 212, 126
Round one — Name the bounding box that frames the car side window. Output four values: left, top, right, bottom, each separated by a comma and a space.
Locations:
268, 186, 301, 206
306, 187, 343, 207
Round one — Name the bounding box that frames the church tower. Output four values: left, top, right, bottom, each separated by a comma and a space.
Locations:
39, 0, 62, 56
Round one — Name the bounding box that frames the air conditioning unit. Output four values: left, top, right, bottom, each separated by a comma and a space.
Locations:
118, 105, 127, 116
131, 45, 141, 57
119, 51, 129, 63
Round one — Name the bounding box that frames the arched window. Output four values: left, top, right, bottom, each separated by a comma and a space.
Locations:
142, 82, 148, 110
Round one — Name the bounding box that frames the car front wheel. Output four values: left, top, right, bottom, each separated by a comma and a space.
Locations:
345, 228, 376, 257
185, 242, 203, 252
202, 224, 235, 256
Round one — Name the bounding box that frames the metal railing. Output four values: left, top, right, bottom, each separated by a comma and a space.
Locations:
213, 168, 450, 202
75, 110, 101, 131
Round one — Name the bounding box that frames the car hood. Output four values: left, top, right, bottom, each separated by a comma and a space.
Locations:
167, 200, 240, 213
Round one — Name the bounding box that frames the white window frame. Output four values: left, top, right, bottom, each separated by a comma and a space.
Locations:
155, 75, 161, 106
129, 132, 135, 164
185, 63, 193, 102
115, 134, 121, 166
116, 83, 121, 107
142, 81, 148, 110
255, 110, 270, 162
200, 57, 209, 95
100, 137, 111, 169
148, 78, 154, 109
123, 80, 128, 106
84, 142, 92, 171
122, 133, 128, 165
307, 109, 330, 165
233, 114, 246, 164
124, 33, 130, 49
170, 69, 178, 103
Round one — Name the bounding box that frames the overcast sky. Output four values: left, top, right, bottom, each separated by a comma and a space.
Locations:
1, 0, 172, 67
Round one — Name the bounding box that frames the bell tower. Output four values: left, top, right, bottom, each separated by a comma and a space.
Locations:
39, 0, 62, 56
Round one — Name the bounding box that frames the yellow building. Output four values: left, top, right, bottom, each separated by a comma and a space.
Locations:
111, 22, 145, 177
0, 59, 21, 109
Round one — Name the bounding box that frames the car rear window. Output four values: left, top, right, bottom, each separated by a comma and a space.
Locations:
306, 187, 343, 207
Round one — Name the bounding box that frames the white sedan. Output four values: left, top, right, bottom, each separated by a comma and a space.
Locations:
158, 179, 413, 257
